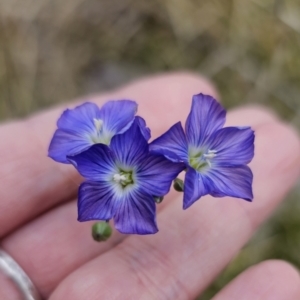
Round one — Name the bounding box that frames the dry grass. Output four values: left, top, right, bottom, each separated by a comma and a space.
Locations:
0, 0, 299, 298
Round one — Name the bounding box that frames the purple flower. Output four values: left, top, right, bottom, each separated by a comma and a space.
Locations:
150, 94, 255, 209
68, 118, 185, 234
48, 100, 139, 163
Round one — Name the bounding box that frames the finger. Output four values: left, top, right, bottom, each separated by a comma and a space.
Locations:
1, 202, 125, 297
1, 104, 281, 298
1, 73, 217, 296
0, 272, 22, 300
212, 260, 300, 300
49, 114, 300, 299
0, 72, 217, 237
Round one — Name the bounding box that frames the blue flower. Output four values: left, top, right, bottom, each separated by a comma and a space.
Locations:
68, 118, 185, 234
48, 100, 140, 163
150, 94, 255, 209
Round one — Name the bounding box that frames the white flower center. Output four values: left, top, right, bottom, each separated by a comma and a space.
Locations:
203, 149, 217, 167
189, 149, 217, 170
113, 174, 127, 183
90, 118, 111, 145
93, 118, 103, 133
113, 171, 133, 187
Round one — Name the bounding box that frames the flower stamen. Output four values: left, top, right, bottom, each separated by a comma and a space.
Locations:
113, 171, 134, 187
203, 149, 217, 159
189, 149, 217, 172
91, 118, 111, 145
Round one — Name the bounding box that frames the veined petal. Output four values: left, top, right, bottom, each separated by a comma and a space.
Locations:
185, 94, 226, 147
136, 116, 151, 141
150, 122, 188, 163
114, 190, 158, 234
207, 127, 255, 166
110, 118, 148, 167
206, 165, 253, 201
57, 102, 99, 133
137, 153, 185, 196
48, 129, 91, 163
49, 102, 100, 162
67, 144, 117, 181
78, 181, 118, 221
99, 100, 137, 136
183, 168, 210, 209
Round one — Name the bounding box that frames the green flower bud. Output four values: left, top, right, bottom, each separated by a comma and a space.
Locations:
153, 196, 164, 204
92, 221, 112, 242
173, 178, 184, 192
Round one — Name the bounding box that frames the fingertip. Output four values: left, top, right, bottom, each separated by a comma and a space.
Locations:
246, 260, 300, 298
118, 72, 218, 136
259, 259, 300, 281
255, 121, 300, 175
115, 71, 219, 100
227, 105, 279, 127
213, 260, 300, 300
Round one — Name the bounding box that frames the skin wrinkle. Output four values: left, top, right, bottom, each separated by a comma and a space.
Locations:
52, 193, 253, 299
3, 201, 126, 297
177, 199, 252, 293
115, 198, 247, 299
115, 239, 192, 300
14, 185, 181, 296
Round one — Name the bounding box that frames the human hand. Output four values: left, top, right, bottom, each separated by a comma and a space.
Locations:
0, 73, 300, 299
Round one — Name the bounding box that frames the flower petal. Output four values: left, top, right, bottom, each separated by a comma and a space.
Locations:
137, 153, 185, 196
110, 118, 148, 167
150, 122, 188, 163
57, 102, 99, 133
207, 127, 255, 166
77, 181, 118, 221
48, 129, 91, 163
185, 94, 226, 147
49, 102, 100, 162
135, 116, 151, 141
99, 100, 137, 136
114, 190, 158, 234
67, 144, 117, 181
206, 165, 253, 201
183, 168, 210, 209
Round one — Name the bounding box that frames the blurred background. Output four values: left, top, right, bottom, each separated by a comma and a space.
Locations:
0, 0, 299, 298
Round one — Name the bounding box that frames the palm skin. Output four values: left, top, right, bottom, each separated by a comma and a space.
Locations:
0, 73, 299, 300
